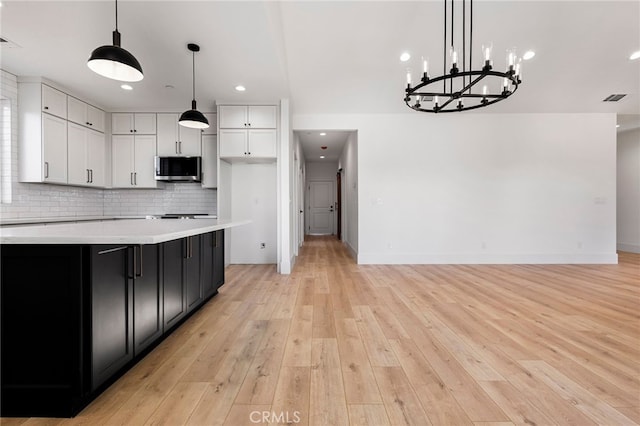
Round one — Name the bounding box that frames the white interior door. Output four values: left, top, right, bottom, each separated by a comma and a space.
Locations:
309, 181, 334, 235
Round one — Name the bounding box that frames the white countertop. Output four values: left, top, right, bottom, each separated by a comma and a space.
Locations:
0, 218, 249, 244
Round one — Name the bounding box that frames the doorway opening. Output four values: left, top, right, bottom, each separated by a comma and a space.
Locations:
292, 129, 358, 259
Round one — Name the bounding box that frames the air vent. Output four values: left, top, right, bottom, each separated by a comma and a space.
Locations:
603, 94, 627, 102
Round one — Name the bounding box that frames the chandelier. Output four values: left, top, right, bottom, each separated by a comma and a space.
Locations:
404, 0, 522, 113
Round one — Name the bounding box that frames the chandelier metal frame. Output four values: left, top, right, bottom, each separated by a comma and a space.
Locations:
404, 0, 522, 113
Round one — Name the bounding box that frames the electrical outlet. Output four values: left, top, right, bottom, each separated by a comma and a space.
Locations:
260, 242, 266, 249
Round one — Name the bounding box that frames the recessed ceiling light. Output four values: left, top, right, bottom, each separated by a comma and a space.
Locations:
616, 124, 621, 128
165, 84, 174, 89
630, 50, 640, 60
522, 50, 536, 60
235, 85, 246, 92
400, 52, 411, 62
320, 156, 325, 159
120, 84, 133, 91
320, 132, 326, 136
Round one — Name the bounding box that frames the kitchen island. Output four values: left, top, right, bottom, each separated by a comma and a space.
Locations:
0, 218, 248, 417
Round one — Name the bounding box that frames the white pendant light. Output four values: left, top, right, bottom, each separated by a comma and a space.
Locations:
179, 43, 209, 129
87, 0, 143, 82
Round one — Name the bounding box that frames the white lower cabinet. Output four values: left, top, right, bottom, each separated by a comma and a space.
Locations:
42, 114, 68, 184
201, 135, 217, 188
219, 129, 276, 160
112, 135, 157, 188
67, 122, 105, 187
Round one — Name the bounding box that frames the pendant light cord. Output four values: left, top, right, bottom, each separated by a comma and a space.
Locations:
192, 50, 196, 102
115, 0, 118, 31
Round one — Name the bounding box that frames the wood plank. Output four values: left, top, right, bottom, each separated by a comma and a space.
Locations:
309, 338, 349, 425
372, 366, 433, 426
347, 404, 391, 426
271, 367, 310, 426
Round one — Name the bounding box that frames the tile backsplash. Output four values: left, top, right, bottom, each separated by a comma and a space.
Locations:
0, 70, 216, 220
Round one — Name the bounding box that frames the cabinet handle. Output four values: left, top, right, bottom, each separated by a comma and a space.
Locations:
134, 129, 137, 133
248, 123, 251, 127
175, 141, 178, 154
44, 106, 49, 110
135, 245, 143, 278
98, 246, 128, 255
134, 172, 137, 185
87, 169, 90, 183
130, 172, 134, 186
130, 129, 133, 133
179, 141, 182, 154
44, 162, 49, 178
90, 169, 93, 183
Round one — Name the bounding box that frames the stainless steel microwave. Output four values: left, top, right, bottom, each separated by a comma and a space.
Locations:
154, 156, 202, 182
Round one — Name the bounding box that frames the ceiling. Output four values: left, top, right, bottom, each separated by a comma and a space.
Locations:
296, 130, 351, 163
1, 1, 639, 118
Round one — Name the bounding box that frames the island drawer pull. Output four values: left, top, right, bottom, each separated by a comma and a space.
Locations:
98, 246, 128, 255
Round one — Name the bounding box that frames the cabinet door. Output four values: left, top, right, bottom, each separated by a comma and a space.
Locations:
218, 105, 247, 128
202, 113, 217, 134
201, 135, 217, 188
112, 113, 134, 134
201, 231, 224, 297
248, 129, 277, 158
248, 106, 277, 128
133, 245, 162, 354
86, 129, 105, 187
213, 230, 225, 290
67, 96, 87, 128
201, 233, 215, 298
41, 85, 67, 119
163, 239, 186, 329
133, 135, 157, 188
91, 245, 133, 390
86, 104, 105, 133
179, 125, 202, 156
111, 135, 135, 188
185, 235, 202, 312
219, 129, 247, 158
67, 122, 88, 186
42, 114, 68, 184
134, 113, 157, 134
156, 113, 179, 156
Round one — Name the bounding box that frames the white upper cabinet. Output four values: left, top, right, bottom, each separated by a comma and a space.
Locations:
111, 135, 157, 188
41, 84, 67, 119
219, 105, 276, 129
156, 113, 201, 156
67, 96, 105, 133
218, 105, 277, 162
67, 122, 105, 187
112, 113, 157, 134
41, 114, 68, 184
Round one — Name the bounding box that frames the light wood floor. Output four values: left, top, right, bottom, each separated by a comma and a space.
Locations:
5, 236, 640, 425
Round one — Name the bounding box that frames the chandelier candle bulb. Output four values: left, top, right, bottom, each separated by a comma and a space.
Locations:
406, 70, 412, 85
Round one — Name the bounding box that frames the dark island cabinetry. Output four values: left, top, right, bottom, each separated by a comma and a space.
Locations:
0, 229, 225, 418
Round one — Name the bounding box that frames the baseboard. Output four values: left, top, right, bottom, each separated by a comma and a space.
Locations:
356, 252, 619, 265
617, 243, 640, 254
344, 240, 357, 260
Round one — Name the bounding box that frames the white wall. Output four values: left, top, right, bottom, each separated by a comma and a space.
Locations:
338, 131, 358, 257
293, 113, 617, 264
229, 163, 277, 263
617, 127, 640, 253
